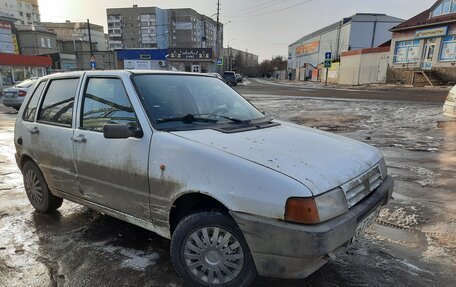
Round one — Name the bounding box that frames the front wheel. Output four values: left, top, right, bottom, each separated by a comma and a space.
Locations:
170, 212, 257, 287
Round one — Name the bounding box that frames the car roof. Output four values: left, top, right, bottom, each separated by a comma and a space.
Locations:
38, 70, 216, 81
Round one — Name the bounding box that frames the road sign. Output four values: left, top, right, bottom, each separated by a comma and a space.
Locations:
90, 56, 96, 62
324, 59, 332, 68
216, 57, 223, 66
325, 52, 332, 60
90, 61, 96, 70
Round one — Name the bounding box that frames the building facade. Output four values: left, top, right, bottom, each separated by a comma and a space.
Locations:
222, 47, 259, 76
106, 5, 222, 52
42, 21, 107, 51
0, 11, 17, 54
389, 0, 456, 85
288, 14, 403, 70
15, 24, 58, 55
0, 0, 40, 25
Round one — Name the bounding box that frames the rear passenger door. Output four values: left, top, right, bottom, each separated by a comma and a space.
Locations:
32, 77, 80, 196
73, 76, 152, 220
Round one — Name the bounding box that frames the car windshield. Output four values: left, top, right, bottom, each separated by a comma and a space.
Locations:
15, 80, 36, 88
132, 74, 265, 130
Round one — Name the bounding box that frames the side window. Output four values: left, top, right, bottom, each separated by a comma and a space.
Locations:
23, 81, 46, 122
38, 78, 79, 127
81, 78, 137, 132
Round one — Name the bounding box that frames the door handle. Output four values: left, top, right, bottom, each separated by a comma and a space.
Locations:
71, 134, 87, 143
27, 127, 39, 135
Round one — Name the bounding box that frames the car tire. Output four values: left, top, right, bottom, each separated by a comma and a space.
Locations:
23, 161, 63, 213
170, 211, 257, 287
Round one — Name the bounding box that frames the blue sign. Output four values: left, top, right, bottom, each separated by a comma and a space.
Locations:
216, 57, 223, 66
325, 52, 332, 60
90, 61, 96, 70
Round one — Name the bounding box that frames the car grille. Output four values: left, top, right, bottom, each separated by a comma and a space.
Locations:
341, 165, 383, 208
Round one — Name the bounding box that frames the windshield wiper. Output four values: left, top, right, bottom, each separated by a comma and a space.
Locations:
156, 114, 218, 124
195, 114, 248, 123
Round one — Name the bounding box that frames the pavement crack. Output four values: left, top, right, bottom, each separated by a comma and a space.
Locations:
37, 256, 65, 287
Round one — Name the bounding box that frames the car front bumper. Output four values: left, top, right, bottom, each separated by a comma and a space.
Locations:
231, 175, 394, 279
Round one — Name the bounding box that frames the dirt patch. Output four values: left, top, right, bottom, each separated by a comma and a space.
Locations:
290, 114, 370, 132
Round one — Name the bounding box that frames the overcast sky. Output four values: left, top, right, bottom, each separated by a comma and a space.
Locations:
38, 0, 436, 60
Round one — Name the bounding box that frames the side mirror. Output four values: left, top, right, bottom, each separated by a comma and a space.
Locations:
103, 123, 143, 139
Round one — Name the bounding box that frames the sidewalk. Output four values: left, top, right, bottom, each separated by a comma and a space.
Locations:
258, 78, 453, 92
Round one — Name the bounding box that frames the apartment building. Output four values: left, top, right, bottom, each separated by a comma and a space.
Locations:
106, 5, 222, 52
42, 21, 107, 51
0, 0, 40, 25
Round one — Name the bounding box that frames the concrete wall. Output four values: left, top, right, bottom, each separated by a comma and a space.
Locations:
16, 30, 58, 55
75, 51, 117, 70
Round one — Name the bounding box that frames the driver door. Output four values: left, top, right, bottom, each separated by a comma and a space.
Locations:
73, 76, 152, 220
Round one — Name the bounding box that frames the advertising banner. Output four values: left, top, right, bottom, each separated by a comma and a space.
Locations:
296, 41, 320, 56
168, 48, 213, 60
415, 26, 448, 39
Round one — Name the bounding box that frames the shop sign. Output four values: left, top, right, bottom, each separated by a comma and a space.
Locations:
415, 26, 448, 39
296, 41, 320, 56
168, 48, 213, 60
124, 60, 152, 70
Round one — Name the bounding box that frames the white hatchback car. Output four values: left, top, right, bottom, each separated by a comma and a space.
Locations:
443, 85, 456, 118
14, 70, 393, 286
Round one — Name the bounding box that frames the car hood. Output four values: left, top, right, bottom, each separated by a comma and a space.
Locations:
171, 121, 383, 196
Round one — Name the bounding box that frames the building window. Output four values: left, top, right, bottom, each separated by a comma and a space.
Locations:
432, 0, 456, 17
394, 40, 420, 63
41, 37, 46, 48
47, 38, 52, 48
440, 35, 456, 61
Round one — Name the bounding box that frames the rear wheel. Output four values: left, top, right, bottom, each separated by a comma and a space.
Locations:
170, 212, 257, 287
23, 161, 63, 213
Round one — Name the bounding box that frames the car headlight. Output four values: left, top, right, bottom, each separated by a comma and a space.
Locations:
285, 188, 348, 224
447, 90, 456, 102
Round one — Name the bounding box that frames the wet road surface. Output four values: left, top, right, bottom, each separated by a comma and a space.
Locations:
1, 81, 455, 286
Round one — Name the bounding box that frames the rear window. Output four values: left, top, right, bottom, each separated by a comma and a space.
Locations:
23, 81, 47, 122
38, 78, 79, 127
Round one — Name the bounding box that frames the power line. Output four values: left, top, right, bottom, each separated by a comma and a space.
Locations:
226, 0, 281, 15
231, 0, 313, 18
227, 0, 290, 18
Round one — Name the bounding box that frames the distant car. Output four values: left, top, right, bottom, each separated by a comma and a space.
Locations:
223, 71, 237, 86
208, 72, 226, 83
2, 79, 37, 110
443, 85, 456, 118
236, 73, 243, 83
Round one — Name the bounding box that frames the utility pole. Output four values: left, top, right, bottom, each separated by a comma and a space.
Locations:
87, 19, 93, 57
215, 0, 221, 72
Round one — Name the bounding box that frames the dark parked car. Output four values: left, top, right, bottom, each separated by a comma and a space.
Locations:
236, 73, 243, 83
223, 71, 237, 86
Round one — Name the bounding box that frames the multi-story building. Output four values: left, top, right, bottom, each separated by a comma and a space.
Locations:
41, 21, 107, 51
0, 0, 40, 25
106, 5, 222, 52
288, 13, 403, 70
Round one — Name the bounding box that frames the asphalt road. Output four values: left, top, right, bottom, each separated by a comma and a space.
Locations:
234, 78, 449, 104
0, 81, 455, 287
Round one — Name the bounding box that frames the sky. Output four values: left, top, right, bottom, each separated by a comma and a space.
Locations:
38, 0, 437, 60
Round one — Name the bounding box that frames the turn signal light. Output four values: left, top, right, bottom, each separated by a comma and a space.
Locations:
18, 90, 27, 97
285, 197, 320, 224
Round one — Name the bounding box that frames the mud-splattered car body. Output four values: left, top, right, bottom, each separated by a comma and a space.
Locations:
14, 70, 394, 284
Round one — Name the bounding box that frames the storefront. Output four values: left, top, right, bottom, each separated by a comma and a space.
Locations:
0, 53, 51, 92
389, 0, 456, 84
168, 48, 215, 73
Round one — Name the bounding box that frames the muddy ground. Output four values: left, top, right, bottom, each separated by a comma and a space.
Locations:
1, 83, 455, 286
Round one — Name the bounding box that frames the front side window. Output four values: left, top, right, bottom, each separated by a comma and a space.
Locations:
394, 40, 420, 63
132, 74, 265, 131
440, 35, 456, 61
23, 81, 46, 122
38, 78, 79, 127
81, 78, 137, 132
